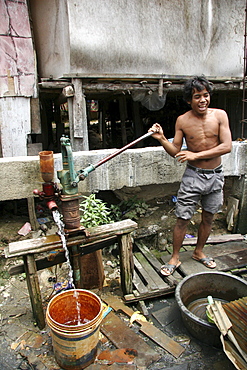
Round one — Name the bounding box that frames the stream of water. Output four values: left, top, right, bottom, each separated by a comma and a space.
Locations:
52, 209, 75, 289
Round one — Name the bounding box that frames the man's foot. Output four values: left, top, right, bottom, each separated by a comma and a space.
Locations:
192, 255, 216, 269
160, 261, 181, 276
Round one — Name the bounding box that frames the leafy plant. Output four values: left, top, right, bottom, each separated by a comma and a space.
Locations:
80, 194, 150, 227
79, 194, 114, 228
110, 196, 149, 221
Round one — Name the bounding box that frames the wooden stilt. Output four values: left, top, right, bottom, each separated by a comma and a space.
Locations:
132, 100, 143, 146
27, 197, 39, 231
23, 254, 45, 329
71, 245, 81, 288
68, 78, 89, 151
119, 96, 127, 146
118, 233, 134, 294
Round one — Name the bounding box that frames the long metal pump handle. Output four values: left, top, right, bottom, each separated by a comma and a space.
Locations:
78, 130, 156, 181
94, 130, 155, 168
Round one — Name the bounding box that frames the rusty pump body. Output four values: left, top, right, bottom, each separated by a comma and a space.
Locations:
56, 136, 85, 234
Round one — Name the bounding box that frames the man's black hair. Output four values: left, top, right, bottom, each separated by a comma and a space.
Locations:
183, 75, 213, 102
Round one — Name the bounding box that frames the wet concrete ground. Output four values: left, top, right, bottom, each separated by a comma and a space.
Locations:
0, 256, 239, 370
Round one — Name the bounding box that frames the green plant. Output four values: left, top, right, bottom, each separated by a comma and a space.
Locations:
110, 196, 149, 221
79, 194, 114, 228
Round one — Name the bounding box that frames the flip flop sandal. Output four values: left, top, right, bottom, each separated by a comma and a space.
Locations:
192, 256, 216, 269
160, 262, 181, 276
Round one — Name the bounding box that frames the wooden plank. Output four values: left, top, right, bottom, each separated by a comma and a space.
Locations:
8, 250, 66, 275
215, 250, 247, 271
6, 219, 137, 257
103, 295, 185, 358
184, 241, 246, 258
135, 242, 178, 287
134, 253, 168, 290
178, 242, 247, 276
101, 311, 160, 368
182, 233, 244, 246
132, 270, 149, 294
8, 236, 118, 275
124, 285, 176, 303
134, 254, 158, 291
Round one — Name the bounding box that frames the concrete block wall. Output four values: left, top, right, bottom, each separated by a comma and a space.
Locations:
0, 141, 246, 202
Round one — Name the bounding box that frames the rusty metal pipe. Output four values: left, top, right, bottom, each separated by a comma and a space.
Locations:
94, 130, 155, 168
78, 130, 156, 180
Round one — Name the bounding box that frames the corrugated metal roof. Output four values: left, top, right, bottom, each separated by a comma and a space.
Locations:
223, 296, 247, 354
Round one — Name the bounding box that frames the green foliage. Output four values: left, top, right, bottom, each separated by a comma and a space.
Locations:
110, 196, 149, 221
80, 194, 150, 228
79, 194, 114, 228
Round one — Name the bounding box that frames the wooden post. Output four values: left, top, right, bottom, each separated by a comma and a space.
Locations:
132, 100, 143, 147
68, 78, 89, 152
71, 245, 81, 288
23, 254, 45, 329
98, 100, 107, 148
119, 96, 127, 146
118, 233, 134, 294
27, 197, 39, 231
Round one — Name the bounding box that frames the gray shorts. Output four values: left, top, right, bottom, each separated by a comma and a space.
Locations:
175, 165, 224, 220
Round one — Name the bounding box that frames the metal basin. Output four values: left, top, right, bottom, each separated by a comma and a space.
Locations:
175, 271, 247, 347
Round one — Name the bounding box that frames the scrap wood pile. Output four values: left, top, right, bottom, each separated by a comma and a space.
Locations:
89, 293, 186, 369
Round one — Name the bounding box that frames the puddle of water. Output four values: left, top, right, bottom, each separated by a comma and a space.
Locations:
187, 297, 228, 321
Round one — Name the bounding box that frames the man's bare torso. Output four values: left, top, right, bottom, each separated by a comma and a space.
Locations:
179, 108, 222, 169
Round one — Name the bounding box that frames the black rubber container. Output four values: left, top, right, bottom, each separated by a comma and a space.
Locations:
175, 271, 247, 347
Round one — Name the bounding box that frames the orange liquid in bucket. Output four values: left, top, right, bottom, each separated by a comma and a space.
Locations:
46, 289, 103, 370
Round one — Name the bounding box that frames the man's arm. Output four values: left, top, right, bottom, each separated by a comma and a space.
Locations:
149, 121, 183, 157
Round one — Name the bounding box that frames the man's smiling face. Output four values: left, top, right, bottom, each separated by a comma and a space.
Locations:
189, 88, 210, 115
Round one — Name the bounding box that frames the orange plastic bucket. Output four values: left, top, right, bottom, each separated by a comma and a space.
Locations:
46, 289, 103, 370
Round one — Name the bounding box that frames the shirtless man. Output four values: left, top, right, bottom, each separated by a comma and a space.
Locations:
149, 75, 232, 276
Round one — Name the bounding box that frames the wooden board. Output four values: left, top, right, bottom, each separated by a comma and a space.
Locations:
125, 242, 179, 302
135, 242, 179, 287
6, 219, 137, 257
215, 250, 247, 271
100, 311, 160, 368
176, 242, 247, 276
134, 253, 168, 290
103, 294, 185, 358
182, 233, 244, 246
132, 270, 149, 294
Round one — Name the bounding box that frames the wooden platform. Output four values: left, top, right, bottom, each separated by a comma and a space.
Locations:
125, 238, 247, 302
178, 241, 247, 276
